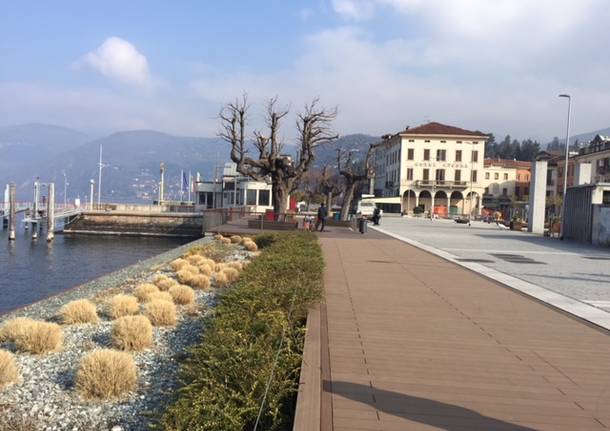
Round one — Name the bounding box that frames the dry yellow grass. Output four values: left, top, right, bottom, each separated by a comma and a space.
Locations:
176, 269, 196, 285
186, 254, 205, 265
226, 261, 243, 271
214, 271, 230, 287
243, 240, 258, 251
183, 303, 202, 316
148, 291, 173, 302
169, 258, 189, 271
134, 283, 160, 302
5, 320, 63, 354
213, 262, 225, 272
169, 284, 195, 305
197, 263, 213, 276
213, 234, 224, 241
0, 349, 19, 389
182, 264, 199, 274
222, 267, 240, 283
112, 316, 153, 351
191, 274, 211, 290
153, 274, 178, 291
59, 299, 99, 324
144, 300, 177, 326
230, 235, 242, 244
108, 294, 139, 319
220, 237, 232, 245
240, 236, 252, 244
76, 349, 138, 399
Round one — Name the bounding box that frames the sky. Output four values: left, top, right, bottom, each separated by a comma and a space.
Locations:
1, 0, 609, 142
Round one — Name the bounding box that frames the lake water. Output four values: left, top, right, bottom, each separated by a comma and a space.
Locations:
0, 216, 190, 315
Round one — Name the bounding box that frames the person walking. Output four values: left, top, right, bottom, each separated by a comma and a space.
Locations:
372, 206, 381, 225
316, 202, 328, 232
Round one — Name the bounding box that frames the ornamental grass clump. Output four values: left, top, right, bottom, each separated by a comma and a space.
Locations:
153, 274, 178, 291
148, 291, 174, 303
76, 349, 137, 399
213, 271, 229, 288
0, 349, 19, 389
169, 285, 195, 305
134, 283, 160, 302
186, 254, 205, 265
169, 258, 189, 271
2, 319, 63, 354
220, 237, 232, 245
226, 261, 243, 271
144, 300, 177, 326
191, 274, 211, 291
59, 299, 99, 324
108, 294, 139, 319
221, 267, 240, 283
197, 263, 213, 276
230, 235, 242, 244
243, 240, 258, 251
160, 232, 324, 430
112, 316, 153, 351
176, 269, 196, 285
213, 234, 223, 241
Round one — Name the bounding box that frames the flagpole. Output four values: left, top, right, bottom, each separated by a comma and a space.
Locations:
180, 169, 184, 202
188, 170, 192, 203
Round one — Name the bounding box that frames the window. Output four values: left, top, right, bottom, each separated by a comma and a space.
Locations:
471, 170, 478, 182
424, 139, 431, 143
424, 149, 430, 161
246, 189, 257, 206
436, 149, 446, 161
546, 190, 551, 197
406, 168, 413, 180
423, 168, 429, 180
258, 189, 270, 206
408, 139, 415, 142
504, 173, 508, 180
472, 150, 479, 162
455, 150, 462, 162
517, 174, 521, 181
485, 187, 489, 194
485, 172, 490, 180
407, 148, 414, 160
456, 140, 463, 144
494, 173, 499, 180
454, 169, 461, 182
515, 186, 520, 196
440, 140, 446, 143
435, 169, 445, 182
524, 187, 529, 195
502, 188, 507, 196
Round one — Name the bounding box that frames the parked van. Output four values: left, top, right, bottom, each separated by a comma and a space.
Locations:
356, 195, 378, 218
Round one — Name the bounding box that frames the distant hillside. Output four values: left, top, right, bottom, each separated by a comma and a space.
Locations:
546, 125, 610, 150
313, 133, 380, 167
1, 129, 229, 202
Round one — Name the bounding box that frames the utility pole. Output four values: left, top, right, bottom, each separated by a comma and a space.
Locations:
188, 169, 192, 203
47, 182, 55, 242
558, 94, 572, 239
468, 144, 474, 227
62, 171, 69, 207
8, 183, 16, 241
159, 162, 165, 204
97, 143, 103, 206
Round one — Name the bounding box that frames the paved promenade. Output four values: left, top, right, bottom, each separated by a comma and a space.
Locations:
318, 228, 610, 431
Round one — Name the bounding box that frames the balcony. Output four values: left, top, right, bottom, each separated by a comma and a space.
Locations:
413, 180, 469, 189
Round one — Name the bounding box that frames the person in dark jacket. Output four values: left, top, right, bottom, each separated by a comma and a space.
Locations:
316, 203, 328, 232
372, 207, 381, 225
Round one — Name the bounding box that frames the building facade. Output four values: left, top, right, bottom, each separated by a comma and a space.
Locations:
373, 122, 488, 215
575, 134, 610, 184
482, 159, 531, 218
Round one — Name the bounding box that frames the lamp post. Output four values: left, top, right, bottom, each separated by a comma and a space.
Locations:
62, 171, 69, 207
558, 94, 571, 239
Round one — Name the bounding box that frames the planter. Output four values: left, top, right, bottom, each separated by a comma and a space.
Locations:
510, 221, 523, 231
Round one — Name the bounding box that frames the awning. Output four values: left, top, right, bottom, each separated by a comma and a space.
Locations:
361, 197, 401, 204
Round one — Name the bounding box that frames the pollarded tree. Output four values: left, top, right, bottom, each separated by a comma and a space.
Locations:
219, 95, 338, 215
337, 145, 375, 220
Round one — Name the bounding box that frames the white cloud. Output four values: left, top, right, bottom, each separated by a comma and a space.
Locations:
78, 37, 153, 88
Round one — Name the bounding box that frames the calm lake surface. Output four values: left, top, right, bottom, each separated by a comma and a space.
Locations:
0, 217, 190, 315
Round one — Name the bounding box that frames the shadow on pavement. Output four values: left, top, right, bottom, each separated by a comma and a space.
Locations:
326, 380, 538, 431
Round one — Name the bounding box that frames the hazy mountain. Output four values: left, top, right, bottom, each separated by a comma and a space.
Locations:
313, 133, 380, 167
546, 126, 610, 150
2, 129, 229, 202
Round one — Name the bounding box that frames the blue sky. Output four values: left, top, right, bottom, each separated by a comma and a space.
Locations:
1, 1, 609, 141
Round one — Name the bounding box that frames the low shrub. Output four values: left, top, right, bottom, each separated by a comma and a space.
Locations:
112, 316, 153, 351
213, 271, 229, 288
7, 320, 63, 354
109, 294, 140, 319
176, 269, 196, 285
225, 261, 243, 271
220, 237, 231, 245
243, 240, 258, 252
144, 300, 177, 326
221, 267, 240, 283
76, 349, 138, 399
213, 262, 225, 272
191, 274, 211, 291
148, 291, 174, 303
0, 317, 34, 342
59, 299, 99, 324
169, 258, 189, 272
197, 263, 213, 276
0, 349, 19, 389
160, 232, 324, 430
154, 275, 178, 291
230, 235, 242, 244
134, 283, 160, 302
169, 285, 195, 305
213, 234, 223, 241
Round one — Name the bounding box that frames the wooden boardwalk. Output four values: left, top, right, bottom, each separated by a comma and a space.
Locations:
302, 228, 610, 431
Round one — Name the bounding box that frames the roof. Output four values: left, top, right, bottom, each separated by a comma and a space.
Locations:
397, 122, 488, 138
484, 158, 532, 169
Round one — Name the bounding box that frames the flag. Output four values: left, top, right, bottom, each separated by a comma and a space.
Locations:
182, 170, 188, 193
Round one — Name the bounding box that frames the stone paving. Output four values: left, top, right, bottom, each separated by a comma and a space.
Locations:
318, 228, 610, 431
374, 217, 610, 312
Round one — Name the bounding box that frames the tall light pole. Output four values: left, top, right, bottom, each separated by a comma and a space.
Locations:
90, 179, 95, 210
62, 171, 69, 206
97, 143, 104, 206
558, 94, 571, 239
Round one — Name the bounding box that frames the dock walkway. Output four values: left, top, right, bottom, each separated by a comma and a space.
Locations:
307, 228, 610, 431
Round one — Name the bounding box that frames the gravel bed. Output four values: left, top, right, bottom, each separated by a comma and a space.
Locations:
0, 235, 253, 430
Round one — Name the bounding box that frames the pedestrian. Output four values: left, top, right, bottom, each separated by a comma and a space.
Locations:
372, 206, 381, 225
316, 202, 328, 232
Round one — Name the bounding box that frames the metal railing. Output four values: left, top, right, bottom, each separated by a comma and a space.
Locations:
413, 180, 468, 188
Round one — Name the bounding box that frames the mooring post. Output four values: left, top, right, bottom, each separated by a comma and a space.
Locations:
47, 182, 55, 242
8, 183, 16, 241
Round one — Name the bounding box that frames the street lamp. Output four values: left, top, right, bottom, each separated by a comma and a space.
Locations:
558, 94, 571, 239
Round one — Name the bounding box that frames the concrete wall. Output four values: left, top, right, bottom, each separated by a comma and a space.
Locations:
592, 205, 610, 246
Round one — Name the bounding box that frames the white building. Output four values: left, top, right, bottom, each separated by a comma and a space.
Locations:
373, 122, 489, 216
575, 135, 610, 183
196, 163, 274, 213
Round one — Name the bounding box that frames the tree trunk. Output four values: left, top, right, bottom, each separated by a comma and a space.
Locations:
326, 191, 333, 209
272, 184, 289, 218
340, 183, 356, 221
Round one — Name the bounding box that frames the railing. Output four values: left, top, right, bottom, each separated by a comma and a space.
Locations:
413, 180, 468, 188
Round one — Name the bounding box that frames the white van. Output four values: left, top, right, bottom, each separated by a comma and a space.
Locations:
356, 197, 378, 218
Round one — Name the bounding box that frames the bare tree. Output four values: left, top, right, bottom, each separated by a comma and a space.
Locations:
319, 164, 341, 209
337, 145, 375, 220
219, 95, 338, 215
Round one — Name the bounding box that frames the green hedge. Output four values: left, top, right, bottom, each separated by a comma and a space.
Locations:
160, 232, 324, 431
